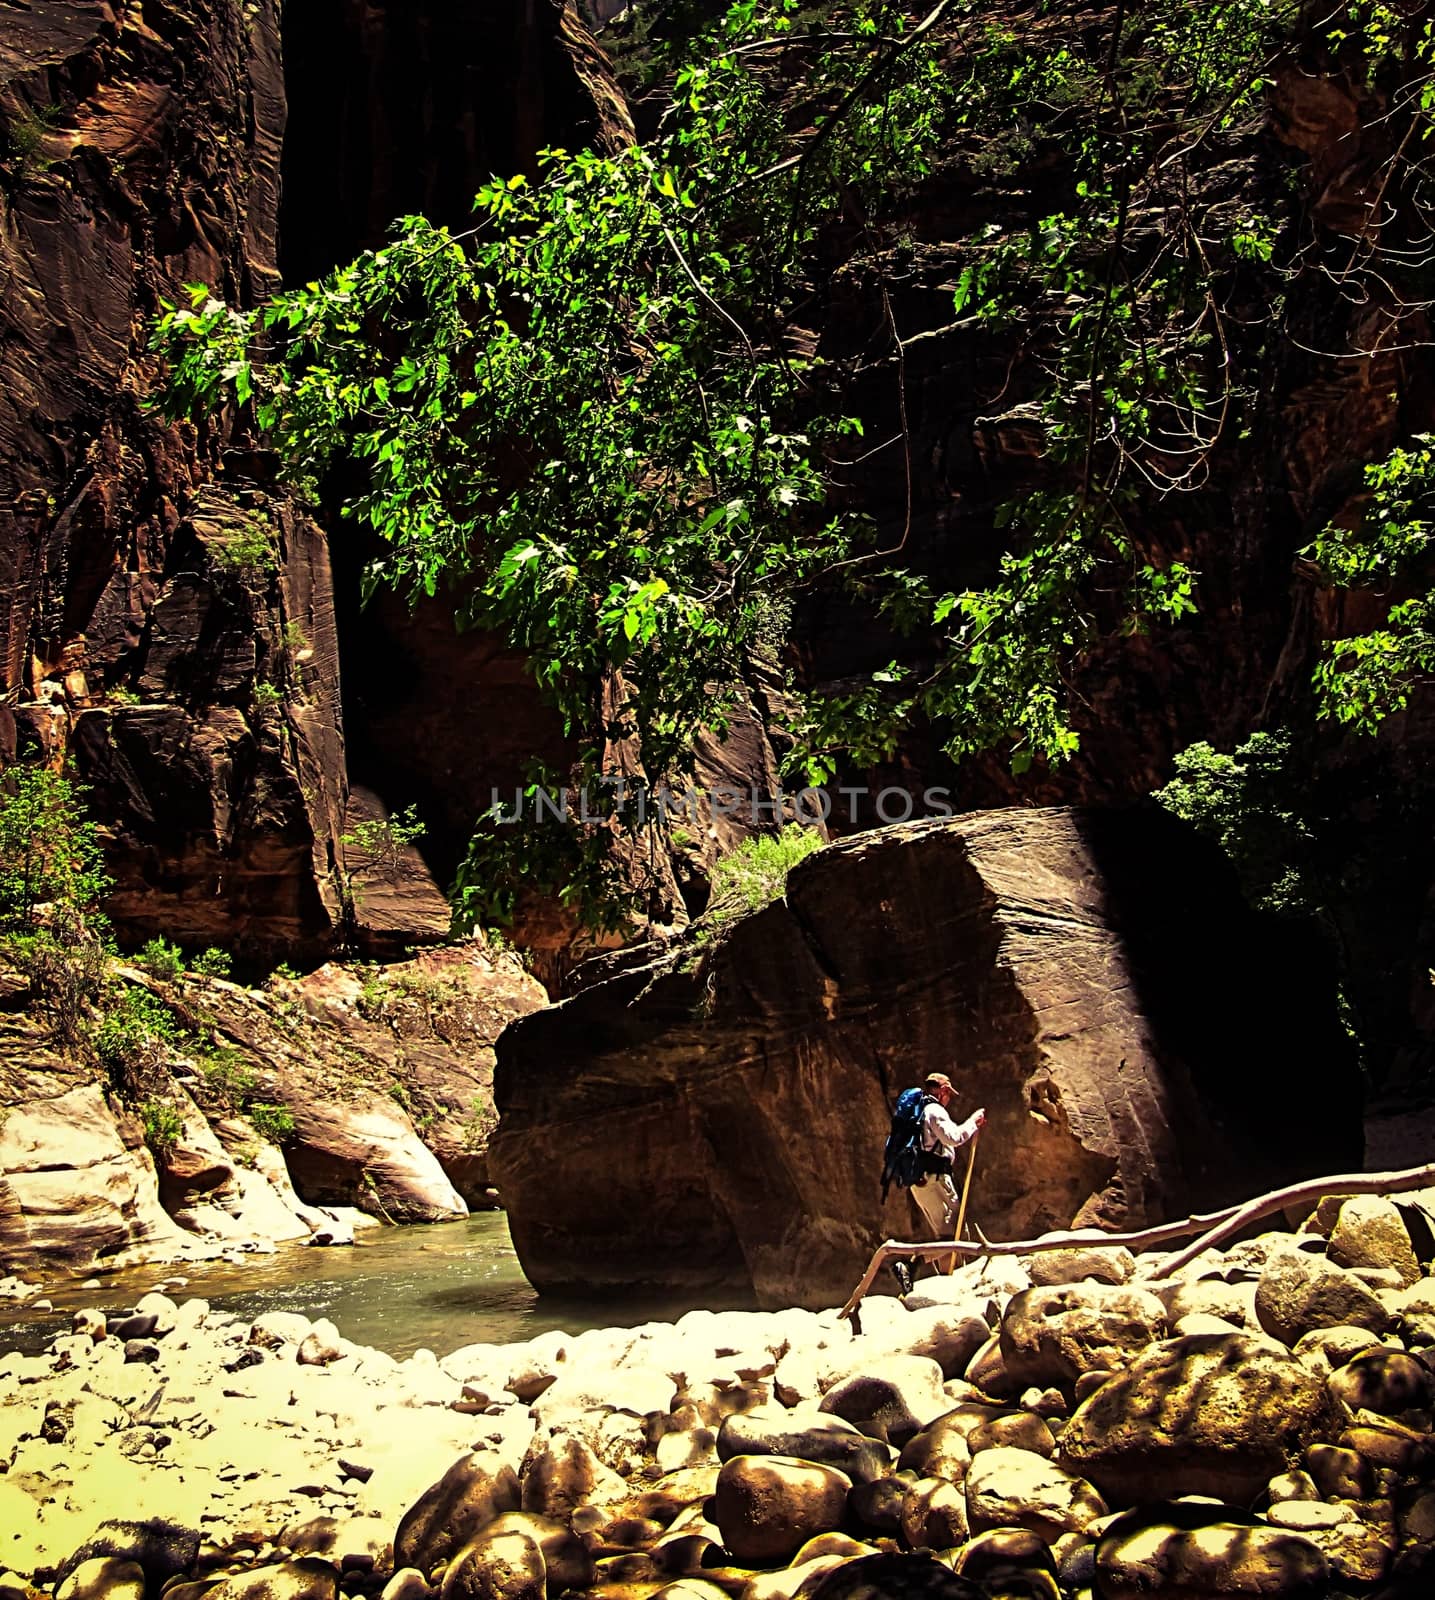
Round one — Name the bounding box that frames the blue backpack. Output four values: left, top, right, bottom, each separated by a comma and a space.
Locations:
880, 1087, 951, 1200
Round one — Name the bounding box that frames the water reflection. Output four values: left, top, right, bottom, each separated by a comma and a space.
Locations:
0, 1212, 719, 1359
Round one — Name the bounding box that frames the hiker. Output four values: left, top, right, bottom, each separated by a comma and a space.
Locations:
909, 1072, 985, 1237
880, 1071, 986, 1295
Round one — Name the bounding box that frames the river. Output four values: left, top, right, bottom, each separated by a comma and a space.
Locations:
0, 1213, 728, 1359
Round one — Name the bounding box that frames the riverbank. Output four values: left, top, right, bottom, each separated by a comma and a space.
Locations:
0, 943, 546, 1284
3, 1189, 1433, 1597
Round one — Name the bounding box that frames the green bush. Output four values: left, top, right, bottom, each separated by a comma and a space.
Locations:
191, 946, 233, 979
248, 1101, 295, 1143
0, 764, 112, 933
138, 937, 184, 982
4, 104, 60, 176
703, 825, 825, 931
460, 1093, 494, 1152
1154, 733, 1317, 919
92, 987, 178, 1089
200, 1045, 258, 1111
343, 804, 426, 877
140, 1099, 184, 1155
210, 518, 276, 575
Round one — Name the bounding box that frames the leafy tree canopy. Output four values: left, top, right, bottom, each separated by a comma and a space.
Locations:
1313, 435, 1435, 734
151, 0, 1435, 926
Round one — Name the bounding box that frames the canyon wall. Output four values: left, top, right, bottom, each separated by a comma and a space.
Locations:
0, 0, 626, 966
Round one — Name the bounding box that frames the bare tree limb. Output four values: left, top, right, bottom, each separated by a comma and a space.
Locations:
1144, 1161, 1435, 1281
837, 1162, 1435, 1321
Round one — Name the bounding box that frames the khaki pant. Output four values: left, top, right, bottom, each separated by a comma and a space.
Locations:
910, 1169, 958, 1239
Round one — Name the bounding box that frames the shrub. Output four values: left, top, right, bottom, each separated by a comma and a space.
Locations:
702, 825, 824, 931
4, 917, 107, 1048
248, 1101, 295, 1143
1154, 733, 1317, 919
140, 1099, 184, 1155
343, 804, 426, 878
92, 987, 178, 1091
252, 680, 282, 713
460, 1093, 494, 1152
356, 969, 388, 1017
0, 764, 112, 933
200, 1045, 258, 1111
138, 937, 184, 982
4, 104, 60, 176
210, 518, 276, 575
191, 946, 233, 979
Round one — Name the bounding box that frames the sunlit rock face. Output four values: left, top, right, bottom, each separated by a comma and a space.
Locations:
0, 942, 546, 1273
491, 807, 1361, 1308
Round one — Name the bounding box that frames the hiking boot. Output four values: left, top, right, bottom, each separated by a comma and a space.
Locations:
890, 1258, 914, 1298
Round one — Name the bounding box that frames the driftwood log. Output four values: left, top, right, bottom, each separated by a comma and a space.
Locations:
837, 1161, 1435, 1321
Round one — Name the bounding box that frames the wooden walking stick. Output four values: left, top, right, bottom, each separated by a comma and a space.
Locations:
943, 1129, 980, 1274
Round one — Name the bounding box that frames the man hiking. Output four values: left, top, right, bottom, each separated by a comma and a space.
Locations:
880, 1071, 986, 1295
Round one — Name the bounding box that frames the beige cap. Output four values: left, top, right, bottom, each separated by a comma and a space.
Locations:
924, 1072, 954, 1091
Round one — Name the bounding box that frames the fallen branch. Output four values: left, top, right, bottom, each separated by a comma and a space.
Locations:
1143, 1161, 1435, 1280
836, 1162, 1435, 1321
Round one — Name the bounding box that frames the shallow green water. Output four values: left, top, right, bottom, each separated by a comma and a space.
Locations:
0, 1213, 709, 1360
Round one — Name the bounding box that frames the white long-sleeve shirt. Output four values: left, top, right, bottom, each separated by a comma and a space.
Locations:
921, 1099, 981, 1162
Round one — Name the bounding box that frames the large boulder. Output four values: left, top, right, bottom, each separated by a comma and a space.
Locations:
1025, 1246, 1135, 1286
1057, 1332, 1341, 1504
55, 1559, 146, 1600
806, 1553, 986, 1600
281, 1094, 468, 1224
712, 1456, 852, 1567
203, 1561, 339, 1600
1096, 1516, 1328, 1599
463, 1514, 594, 1594
0, 1083, 189, 1268
1327, 1347, 1435, 1415
963, 1447, 1106, 1541
438, 1526, 545, 1600
717, 1408, 892, 1485
818, 1359, 948, 1449
899, 1477, 969, 1551
53, 1519, 201, 1589
1254, 1248, 1391, 1347
394, 1452, 522, 1576
1327, 1196, 1421, 1287
490, 809, 1359, 1306
897, 1409, 987, 1483
998, 1285, 1167, 1386
520, 1433, 628, 1520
